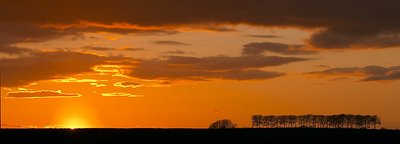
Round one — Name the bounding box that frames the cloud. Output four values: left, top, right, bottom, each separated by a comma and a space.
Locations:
44, 21, 178, 35
0, 22, 77, 55
114, 82, 143, 88
90, 83, 107, 87
309, 30, 400, 49
101, 92, 142, 98
308, 65, 400, 82
363, 71, 400, 81
164, 50, 188, 55
152, 40, 191, 46
1, 123, 37, 128
315, 65, 330, 68
129, 55, 307, 80
2, 0, 400, 49
247, 35, 281, 38
243, 42, 317, 55
0, 51, 112, 87
52, 78, 104, 83
0, 21, 167, 56
6, 90, 81, 98
82, 46, 144, 51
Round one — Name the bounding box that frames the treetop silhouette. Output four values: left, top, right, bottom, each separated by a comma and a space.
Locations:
252, 114, 381, 129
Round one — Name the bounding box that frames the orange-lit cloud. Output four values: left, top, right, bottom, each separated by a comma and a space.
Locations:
90, 83, 107, 87
1, 51, 113, 87
243, 42, 317, 55
164, 50, 188, 55
246, 35, 281, 38
82, 46, 144, 51
129, 55, 306, 81
113, 82, 143, 88
1, 123, 38, 128
6, 90, 81, 98
308, 66, 400, 82
39, 21, 177, 35
52, 78, 105, 83
101, 92, 142, 98
152, 40, 191, 46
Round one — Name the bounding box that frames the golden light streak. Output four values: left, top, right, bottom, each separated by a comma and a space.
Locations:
6, 90, 81, 99
101, 92, 143, 98
52, 78, 104, 83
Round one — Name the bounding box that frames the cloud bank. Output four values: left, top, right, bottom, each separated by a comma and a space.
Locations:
2, 0, 400, 49
1, 51, 110, 87
130, 55, 307, 81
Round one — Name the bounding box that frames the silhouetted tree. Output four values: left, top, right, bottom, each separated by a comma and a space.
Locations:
252, 115, 263, 128
209, 119, 237, 129
251, 114, 381, 129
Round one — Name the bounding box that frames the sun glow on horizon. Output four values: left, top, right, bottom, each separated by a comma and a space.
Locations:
62, 117, 90, 129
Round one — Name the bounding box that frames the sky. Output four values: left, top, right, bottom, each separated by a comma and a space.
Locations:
1, 0, 400, 129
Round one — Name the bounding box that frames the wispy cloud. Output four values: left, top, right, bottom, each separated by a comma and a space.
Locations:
7, 90, 81, 99
101, 92, 143, 98
113, 82, 143, 88
82, 46, 144, 51
152, 40, 191, 46
247, 35, 281, 38
243, 42, 317, 55
52, 78, 105, 83
164, 50, 188, 55
308, 65, 400, 82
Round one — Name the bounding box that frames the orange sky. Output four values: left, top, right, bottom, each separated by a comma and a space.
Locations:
1, 0, 400, 129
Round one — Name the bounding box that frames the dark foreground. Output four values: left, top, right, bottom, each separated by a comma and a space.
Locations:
1, 128, 399, 144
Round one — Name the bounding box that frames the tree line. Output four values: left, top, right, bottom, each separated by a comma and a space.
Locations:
252, 114, 381, 129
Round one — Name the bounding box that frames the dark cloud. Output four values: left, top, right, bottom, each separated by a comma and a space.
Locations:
309, 30, 400, 49
0, 46, 33, 55
129, 55, 307, 80
243, 42, 317, 55
6, 90, 81, 98
247, 35, 281, 38
2, 0, 400, 49
0, 51, 110, 87
363, 71, 400, 81
152, 40, 191, 46
308, 65, 400, 82
0, 21, 170, 55
82, 46, 144, 51
0, 22, 76, 54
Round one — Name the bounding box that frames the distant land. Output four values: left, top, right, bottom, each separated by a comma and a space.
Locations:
1, 128, 399, 144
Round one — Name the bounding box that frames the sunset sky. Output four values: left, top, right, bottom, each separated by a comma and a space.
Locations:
1, 0, 400, 129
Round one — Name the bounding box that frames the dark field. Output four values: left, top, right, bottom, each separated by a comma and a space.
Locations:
1, 128, 399, 144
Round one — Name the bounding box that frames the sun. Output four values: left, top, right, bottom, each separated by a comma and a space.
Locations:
63, 117, 90, 129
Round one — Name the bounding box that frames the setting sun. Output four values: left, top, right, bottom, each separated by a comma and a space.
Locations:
62, 117, 90, 129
